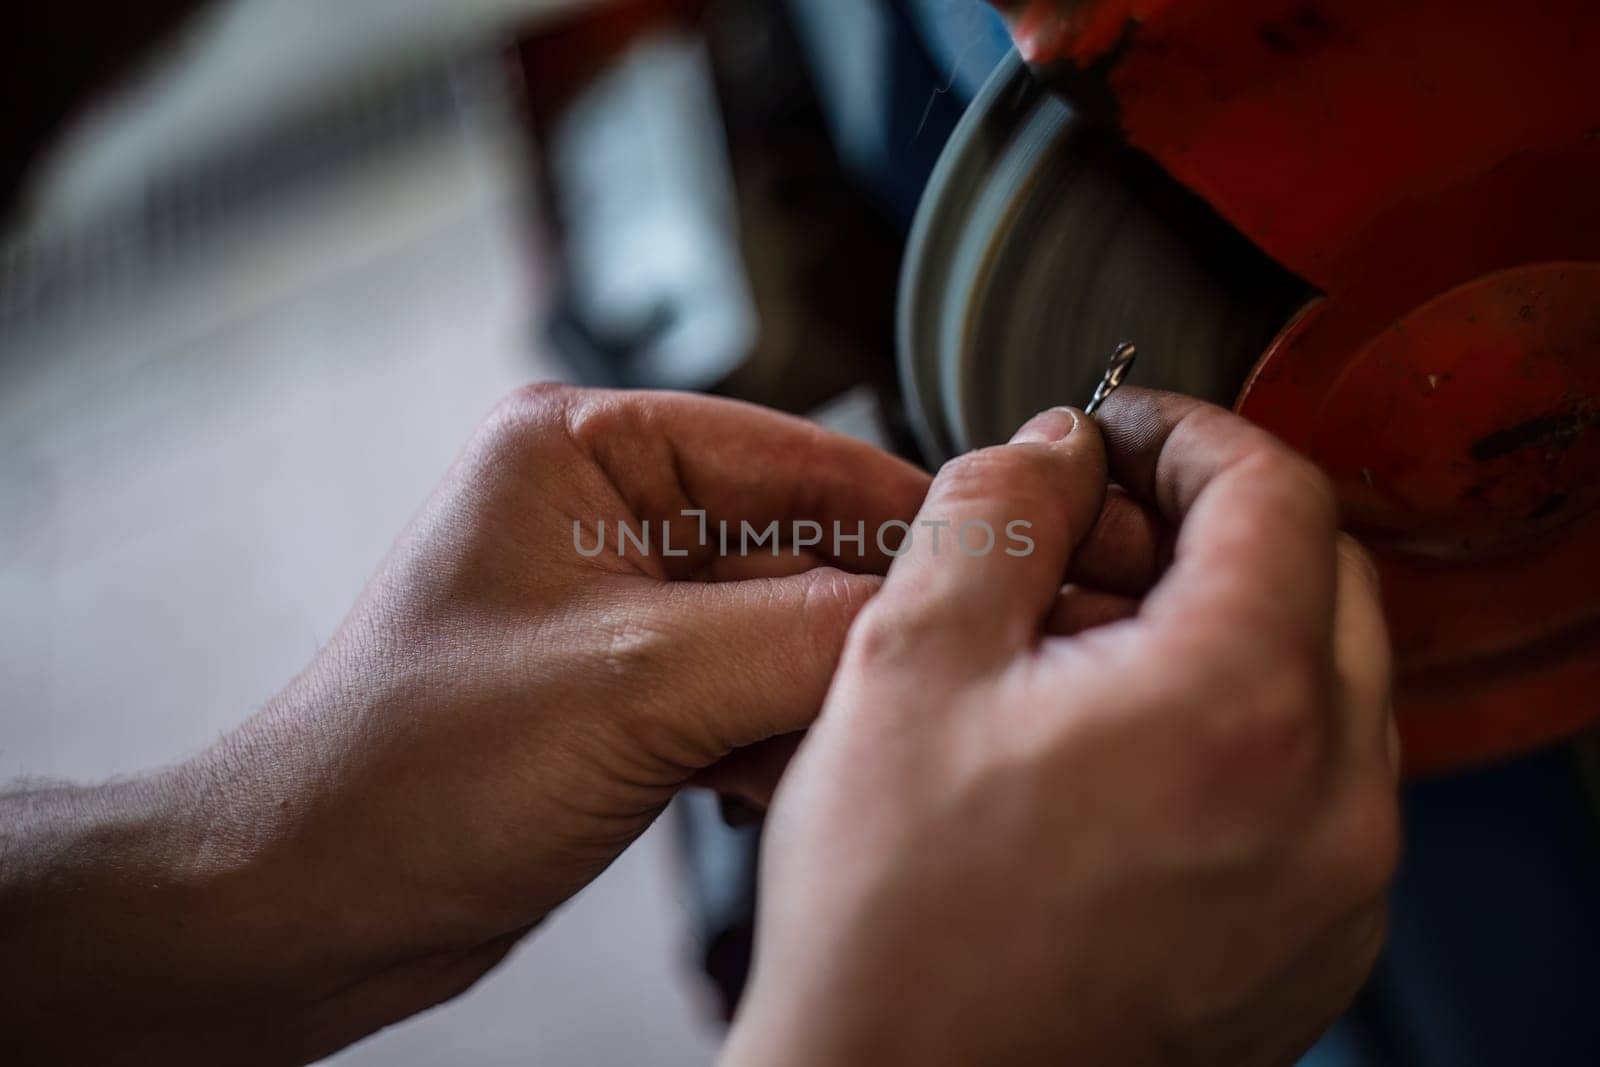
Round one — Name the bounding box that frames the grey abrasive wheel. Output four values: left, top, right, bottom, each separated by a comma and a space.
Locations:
897, 51, 1307, 462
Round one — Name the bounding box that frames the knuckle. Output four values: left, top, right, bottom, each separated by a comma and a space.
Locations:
483, 385, 659, 472
1254, 648, 1328, 727
1194, 647, 1326, 773
561, 391, 641, 451
794, 567, 877, 632
483, 381, 583, 455
1215, 698, 1317, 781
604, 617, 672, 677
511, 379, 579, 406
937, 447, 1019, 497
1243, 447, 1339, 529
934, 446, 1055, 512
497, 380, 580, 425
846, 597, 950, 668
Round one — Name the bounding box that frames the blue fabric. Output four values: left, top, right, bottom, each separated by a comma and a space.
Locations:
1372, 749, 1600, 1065
783, 0, 1008, 226
1300, 748, 1600, 1065
902, 0, 1012, 102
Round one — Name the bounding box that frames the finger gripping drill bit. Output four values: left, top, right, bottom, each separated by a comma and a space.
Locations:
1085, 342, 1138, 416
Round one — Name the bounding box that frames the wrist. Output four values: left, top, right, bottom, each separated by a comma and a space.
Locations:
722, 909, 1106, 1067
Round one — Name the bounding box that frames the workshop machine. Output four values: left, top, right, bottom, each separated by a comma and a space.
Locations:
528, 2, 1600, 1056
899, 0, 1600, 777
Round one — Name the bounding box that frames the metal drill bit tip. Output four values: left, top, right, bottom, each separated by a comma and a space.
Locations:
1085, 342, 1138, 416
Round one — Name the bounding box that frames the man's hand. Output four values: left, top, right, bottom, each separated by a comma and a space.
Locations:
724, 390, 1399, 1067
0, 384, 929, 1065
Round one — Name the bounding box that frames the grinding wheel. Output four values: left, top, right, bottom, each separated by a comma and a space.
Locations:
898, 51, 1306, 461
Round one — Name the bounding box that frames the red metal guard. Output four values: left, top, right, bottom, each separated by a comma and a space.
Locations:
1010, 0, 1600, 772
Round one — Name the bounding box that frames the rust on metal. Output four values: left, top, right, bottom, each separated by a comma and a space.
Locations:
1470, 404, 1600, 465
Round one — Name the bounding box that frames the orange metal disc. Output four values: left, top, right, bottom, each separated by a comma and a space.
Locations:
1240, 263, 1600, 775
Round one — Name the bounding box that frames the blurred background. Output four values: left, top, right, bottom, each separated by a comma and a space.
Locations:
0, 0, 1009, 1062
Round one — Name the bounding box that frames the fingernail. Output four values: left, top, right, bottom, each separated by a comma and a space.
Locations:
1010, 407, 1081, 445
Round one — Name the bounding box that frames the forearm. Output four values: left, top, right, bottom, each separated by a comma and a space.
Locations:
1, 765, 288, 1062
0, 740, 408, 1066
0, 673, 553, 1065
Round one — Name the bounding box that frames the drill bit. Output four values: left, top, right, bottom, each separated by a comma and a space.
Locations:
1085, 342, 1137, 416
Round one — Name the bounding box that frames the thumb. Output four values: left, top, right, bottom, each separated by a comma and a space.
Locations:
642, 568, 881, 770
